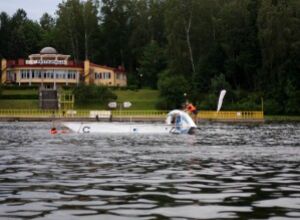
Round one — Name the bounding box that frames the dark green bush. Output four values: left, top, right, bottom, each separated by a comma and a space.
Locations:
0, 94, 39, 99
2, 85, 39, 90
264, 99, 284, 115
127, 85, 138, 91
157, 71, 188, 110
196, 90, 264, 111
73, 84, 117, 104
197, 93, 218, 110
210, 74, 231, 95
61, 85, 73, 90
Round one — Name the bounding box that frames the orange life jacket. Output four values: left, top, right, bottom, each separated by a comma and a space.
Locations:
187, 104, 196, 112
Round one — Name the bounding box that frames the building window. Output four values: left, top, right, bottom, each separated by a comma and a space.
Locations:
18, 69, 79, 81
68, 70, 76, 79
102, 72, 111, 79
94, 72, 103, 80
21, 70, 26, 78
7, 71, 15, 81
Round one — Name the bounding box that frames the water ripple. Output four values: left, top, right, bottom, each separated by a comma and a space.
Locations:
0, 122, 299, 219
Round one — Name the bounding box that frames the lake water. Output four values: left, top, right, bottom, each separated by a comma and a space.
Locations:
0, 122, 299, 220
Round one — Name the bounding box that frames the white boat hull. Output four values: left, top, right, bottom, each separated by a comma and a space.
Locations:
62, 122, 193, 134
61, 110, 197, 135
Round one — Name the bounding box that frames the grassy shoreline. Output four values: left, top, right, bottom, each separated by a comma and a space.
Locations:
0, 89, 160, 110
265, 115, 300, 122
0, 88, 299, 121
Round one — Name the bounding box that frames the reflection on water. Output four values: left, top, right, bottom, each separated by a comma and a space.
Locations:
0, 122, 299, 219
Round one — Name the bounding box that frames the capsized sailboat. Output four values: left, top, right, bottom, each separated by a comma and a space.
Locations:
62, 110, 197, 134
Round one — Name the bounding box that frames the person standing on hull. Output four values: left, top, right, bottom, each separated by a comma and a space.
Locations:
185, 102, 198, 123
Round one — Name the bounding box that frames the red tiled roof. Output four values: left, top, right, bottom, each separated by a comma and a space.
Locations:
90, 62, 126, 73
90, 62, 115, 70
5, 59, 125, 73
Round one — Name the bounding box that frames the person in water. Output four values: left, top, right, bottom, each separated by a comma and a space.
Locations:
185, 102, 198, 122
50, 127, 57, 134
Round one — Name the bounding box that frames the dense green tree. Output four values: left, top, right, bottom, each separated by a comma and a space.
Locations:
40, 13, 55, 31
157, 71, 188, 109
257, 0, 300, 114
73, 83, 117, 104
193, 43, 226, 93
39, 13, 57, 48
82, 0, 99, 60
56, 0, 84, 61
164, 0, 194, 76
0, 9, 42, 59
0, 0, 299, 114
0, 12, 11, 58
138, 41, 166, 89
285, 80, 300, 114
100, 0, 132, 67
55, 0, 99, 61
219, 0, 261, 90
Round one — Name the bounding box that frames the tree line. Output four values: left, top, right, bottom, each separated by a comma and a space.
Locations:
0, 0, 299, 114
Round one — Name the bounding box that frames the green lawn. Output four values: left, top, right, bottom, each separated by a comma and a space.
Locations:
75, 89, 160, 110
114, 89, 159, 110
75, 102, 106, 110
114, 89, 159, 101
0, 89, 160, 110
0, 89, 38, 109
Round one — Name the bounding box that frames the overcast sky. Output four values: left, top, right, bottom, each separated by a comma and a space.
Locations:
0, 0, 63, 21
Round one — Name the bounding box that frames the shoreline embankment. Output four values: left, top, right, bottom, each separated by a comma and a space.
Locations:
0, 116, 299, 123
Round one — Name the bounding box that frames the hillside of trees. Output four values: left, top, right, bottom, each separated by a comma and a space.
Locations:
0, 0, 299, 114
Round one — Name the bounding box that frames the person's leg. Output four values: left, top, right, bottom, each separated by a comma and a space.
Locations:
193, 110, 198, 124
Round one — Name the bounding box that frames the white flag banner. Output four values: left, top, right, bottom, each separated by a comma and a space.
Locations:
217, 90, 226, 112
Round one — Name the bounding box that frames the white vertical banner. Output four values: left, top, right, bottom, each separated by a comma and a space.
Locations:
217, 90, 226, 112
